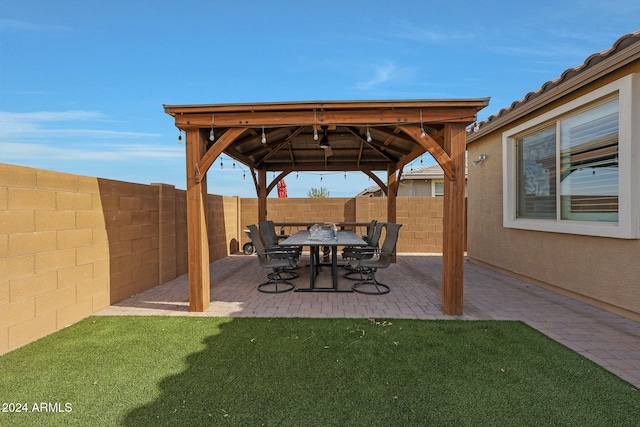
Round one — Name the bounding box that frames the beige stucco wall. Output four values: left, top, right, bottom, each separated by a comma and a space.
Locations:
467, 63, 640, 320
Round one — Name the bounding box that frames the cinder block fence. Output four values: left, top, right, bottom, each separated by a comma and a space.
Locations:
0, 163, 447, 355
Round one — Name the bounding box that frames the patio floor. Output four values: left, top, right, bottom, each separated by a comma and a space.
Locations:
95, 253, 640, 388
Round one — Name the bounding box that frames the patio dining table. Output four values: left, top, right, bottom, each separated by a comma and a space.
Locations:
280, 230, 367, 292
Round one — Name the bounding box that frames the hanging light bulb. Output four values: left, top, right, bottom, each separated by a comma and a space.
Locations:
232, 161, 236, 169
209, 114, 215, 141
261, 127, 267, 144
320, 173, 323, 182
178, 132, 182, 144
296, 172, 299, 179
220, 160, 223, 169
366, 127, 372, 143
243, 171, 246, 180
344, 171, 347, 179
420, 110, 426, 138
313, 128, 318, 141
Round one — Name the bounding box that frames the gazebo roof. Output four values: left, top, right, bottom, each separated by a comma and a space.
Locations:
164, 99, 489, 177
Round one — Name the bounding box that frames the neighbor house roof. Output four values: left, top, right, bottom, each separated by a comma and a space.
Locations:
467, 30, 640, 143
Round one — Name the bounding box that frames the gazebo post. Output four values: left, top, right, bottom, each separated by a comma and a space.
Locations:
257, 168, 267, 223
386, 165, 397, 224
441, 123, 466, 315
387, 165, 398, 262
185, 129, 210, 312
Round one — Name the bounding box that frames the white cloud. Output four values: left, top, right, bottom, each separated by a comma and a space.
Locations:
356, 63, 398, 90
0, 142, 182, 162
0, 18, 72, 33
387, 20, 474, 44
0, 110, 160, 139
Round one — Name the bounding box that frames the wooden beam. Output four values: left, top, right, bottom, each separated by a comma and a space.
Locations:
362, 169, 387, 196
387, 165, 398, 263
397, 125, 456, 180
185, 129, 210, 312
196, 127, 247, 182
387, 165, 398, 222
257, 126, 304, 167
165, 99, 489, 115
257, 169, 267, 223
441, 123, 466, 315
267, 171, 292, 195
172, 108, 480, 128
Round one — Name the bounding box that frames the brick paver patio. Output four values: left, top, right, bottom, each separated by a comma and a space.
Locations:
96, 253, 640, 388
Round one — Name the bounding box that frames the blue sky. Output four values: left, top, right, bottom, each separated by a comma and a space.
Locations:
1, 1, 638, 197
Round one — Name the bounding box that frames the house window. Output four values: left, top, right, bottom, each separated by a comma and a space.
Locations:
503, 74, 639, 239
516, 99, 619, 222
433, 180, 444, 196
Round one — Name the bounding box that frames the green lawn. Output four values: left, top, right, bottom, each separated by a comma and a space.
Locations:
0, 317, 638, 426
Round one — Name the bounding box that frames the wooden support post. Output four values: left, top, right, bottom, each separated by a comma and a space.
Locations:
387, 165, 398, 262
386, 165, 397, 225
257, 168, 267, 223
185, 129, 210, 312
442, 123, 466, 315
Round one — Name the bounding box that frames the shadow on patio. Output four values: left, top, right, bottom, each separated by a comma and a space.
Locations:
95, 253, 640, 388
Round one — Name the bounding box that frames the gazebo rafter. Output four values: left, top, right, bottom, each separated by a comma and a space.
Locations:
164, 98, 489, 315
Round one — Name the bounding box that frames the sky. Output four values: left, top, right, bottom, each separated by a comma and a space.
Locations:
1, 1, 639, 198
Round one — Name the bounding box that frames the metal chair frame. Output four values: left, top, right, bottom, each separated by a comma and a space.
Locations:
247, 224, 297, 293
343, 221, 383, 280
259, 220, 301, 279
350, 223, 402, 295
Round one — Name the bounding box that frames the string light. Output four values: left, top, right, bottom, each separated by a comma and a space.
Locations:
261, 127, 267, 144
420, 110, 426, 138
209, 114, 215, 141
366, 127, 372, 143
177, 130, 182, 144
344, 171, 347, 179
313, 110, 319, 140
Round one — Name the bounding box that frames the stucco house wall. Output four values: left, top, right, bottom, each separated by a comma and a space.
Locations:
467, 32, 640, 321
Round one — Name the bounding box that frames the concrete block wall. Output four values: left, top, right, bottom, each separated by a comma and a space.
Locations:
0, 164, 240, 355
0, 165, 110, 355
207, 195, 242, 260
1, 163, 450, 355
240, 196, 448, 254
98, 179, 161, 304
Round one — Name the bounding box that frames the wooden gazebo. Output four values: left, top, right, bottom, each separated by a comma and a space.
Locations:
164, 99, 489, 315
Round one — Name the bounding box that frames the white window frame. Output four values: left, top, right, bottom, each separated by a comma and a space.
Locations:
432, 180, 444, 196
503, 74, 640, 239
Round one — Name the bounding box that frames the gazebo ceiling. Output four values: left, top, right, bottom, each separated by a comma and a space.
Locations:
164, 99, 489, 174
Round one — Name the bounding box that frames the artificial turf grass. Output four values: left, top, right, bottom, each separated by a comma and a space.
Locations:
0, 317, 638, 426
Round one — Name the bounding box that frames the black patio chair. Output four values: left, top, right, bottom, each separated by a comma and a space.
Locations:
342, 221, 383, 280
247, 224, 297, 293
342, 219, 377, 260
349, 223, 402, 295
259, 220, 301, 279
